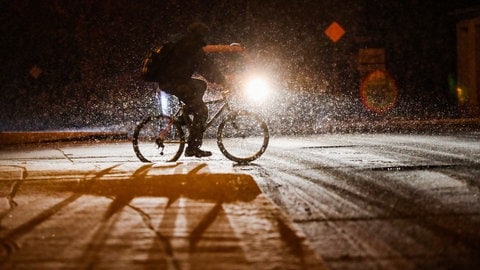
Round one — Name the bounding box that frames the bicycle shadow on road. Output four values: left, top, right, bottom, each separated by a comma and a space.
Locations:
0, 163, 324, 269
83, 163, 261, 209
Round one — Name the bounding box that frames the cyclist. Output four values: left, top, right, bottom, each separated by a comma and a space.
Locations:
157, 22, 227, 158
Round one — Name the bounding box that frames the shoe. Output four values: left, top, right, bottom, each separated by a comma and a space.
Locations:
185, 148, 212, 158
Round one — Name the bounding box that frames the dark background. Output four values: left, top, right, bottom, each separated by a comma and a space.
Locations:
0, 0, 477, 132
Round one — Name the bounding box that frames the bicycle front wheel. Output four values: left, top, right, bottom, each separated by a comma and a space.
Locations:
133, 115, 185, 162
217, 110, 269, 163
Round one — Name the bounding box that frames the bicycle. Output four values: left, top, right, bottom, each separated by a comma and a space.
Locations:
132, 88, 269, 163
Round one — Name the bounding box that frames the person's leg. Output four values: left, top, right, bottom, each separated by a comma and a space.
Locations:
185, 80, 208, 150
171, 79, 211, 157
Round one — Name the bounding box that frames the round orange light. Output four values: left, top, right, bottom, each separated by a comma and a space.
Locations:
360, 70, 398, 113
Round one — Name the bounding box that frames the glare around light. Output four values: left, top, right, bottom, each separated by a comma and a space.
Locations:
244, 76, 271, 102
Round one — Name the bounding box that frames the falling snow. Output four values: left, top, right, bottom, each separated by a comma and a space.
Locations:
0, 1, 473, 132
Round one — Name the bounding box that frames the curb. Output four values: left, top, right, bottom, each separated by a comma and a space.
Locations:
1, 118, 479, 145
0, 131, 128, 145
323, 117, 480, 133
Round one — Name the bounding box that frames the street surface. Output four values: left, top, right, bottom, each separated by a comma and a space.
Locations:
249, 132, 480, 269
1, 131, 480, 269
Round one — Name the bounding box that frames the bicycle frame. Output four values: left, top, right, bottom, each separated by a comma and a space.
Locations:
154, 91, 231, 147
173, 91, 232, 132
133, 88, 270, 163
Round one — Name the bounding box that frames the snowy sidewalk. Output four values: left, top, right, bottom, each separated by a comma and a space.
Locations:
0, 144, 326, 269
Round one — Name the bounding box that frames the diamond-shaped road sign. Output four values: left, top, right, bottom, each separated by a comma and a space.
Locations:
30, 65, 42, 79
324, 21, 345, 43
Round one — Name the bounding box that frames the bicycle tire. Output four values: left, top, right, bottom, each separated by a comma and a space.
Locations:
133, 115, 185, 162
217, 110, 269, 163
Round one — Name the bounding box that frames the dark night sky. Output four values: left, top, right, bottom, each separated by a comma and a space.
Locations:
0, 0, 478, 131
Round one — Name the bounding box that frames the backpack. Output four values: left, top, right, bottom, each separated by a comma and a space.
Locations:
140, 42, 174, 82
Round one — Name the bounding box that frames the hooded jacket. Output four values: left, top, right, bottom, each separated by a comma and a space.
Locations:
161, 31, 225, 85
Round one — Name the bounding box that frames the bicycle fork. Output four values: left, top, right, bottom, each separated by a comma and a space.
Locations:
155, 117, 175, 156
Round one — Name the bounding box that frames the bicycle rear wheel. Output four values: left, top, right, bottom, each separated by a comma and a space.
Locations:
217, 110, 269, 163
133, 115, 185, 162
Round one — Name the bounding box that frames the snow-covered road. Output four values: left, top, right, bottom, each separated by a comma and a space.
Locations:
250, 133, 480, 269
1, 132, 479, 269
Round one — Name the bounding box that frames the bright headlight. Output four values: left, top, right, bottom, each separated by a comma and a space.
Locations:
243, 75, 272, 102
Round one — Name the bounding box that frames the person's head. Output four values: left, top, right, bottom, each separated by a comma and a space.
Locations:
187, 22, 209, 37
